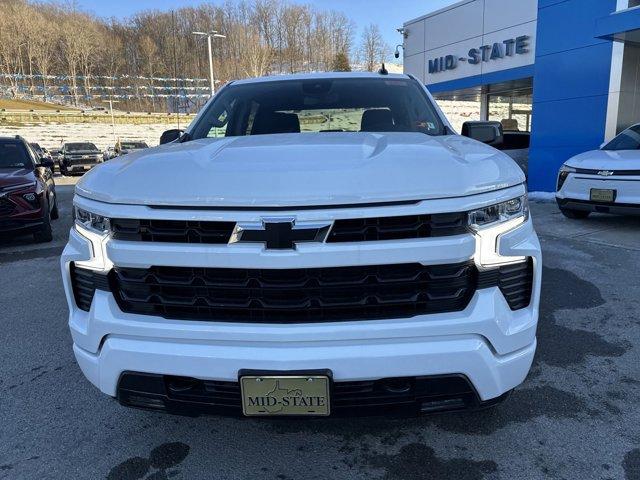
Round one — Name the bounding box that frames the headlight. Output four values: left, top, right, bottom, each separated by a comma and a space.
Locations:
468, 195, 529, 267
73, 206, 112, 271
74, 206, 111, 234
468, 196, 528, 230
557, 165, 575, 191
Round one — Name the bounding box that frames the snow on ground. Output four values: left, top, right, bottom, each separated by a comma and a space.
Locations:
0, 99, 527, 151
529, 191, 556, 202
0, 120, 190, 151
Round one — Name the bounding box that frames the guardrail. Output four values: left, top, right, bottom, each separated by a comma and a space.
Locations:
0, 110, 196, 125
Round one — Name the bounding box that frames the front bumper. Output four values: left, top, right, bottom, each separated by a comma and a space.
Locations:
61, 203, 541, 411
557, 198, 640, 216
115, 372, 513, 417
70, 300, 536, 404
557, 172, 640, 215
63, 164, 97, 173
61, 159, 100, 173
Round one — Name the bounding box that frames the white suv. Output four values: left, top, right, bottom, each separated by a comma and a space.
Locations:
61, 73, 541, 417
556, 123, 640, 218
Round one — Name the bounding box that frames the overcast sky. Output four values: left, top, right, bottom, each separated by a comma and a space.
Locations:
51, 0, 456, 53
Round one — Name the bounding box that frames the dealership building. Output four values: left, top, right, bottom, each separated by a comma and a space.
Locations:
403, 0, 640, 191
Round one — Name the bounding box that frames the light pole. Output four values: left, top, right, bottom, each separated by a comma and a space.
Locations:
192, 31, 226, 96
102, 98, 119, 146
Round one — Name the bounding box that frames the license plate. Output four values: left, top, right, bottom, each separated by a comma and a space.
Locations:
84, 165, 91, 170
590, 188, 615, 203
240, 375, 330, 416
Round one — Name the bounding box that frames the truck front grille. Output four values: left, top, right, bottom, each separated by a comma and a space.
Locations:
111, 212, 468, 244
66, 156, 98, 165
111, 219, 236, 243
327, 213, 467, 242
110, 261, 478, 323
70, 259, 534, 319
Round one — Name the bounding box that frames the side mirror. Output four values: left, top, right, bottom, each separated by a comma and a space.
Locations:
40, 158, 54, 168
461, 121, 504, 148
160, 129, 184, 145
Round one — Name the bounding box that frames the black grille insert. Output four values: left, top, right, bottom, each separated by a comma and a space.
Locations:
497, 259, 534, 310
478, 258, 534, 310
71, 259, 534, 318
110, 261, 479, 323
69, 263, 110, 311
111, 218, 235, 244
111, 212, 468, 245
327, 213, 468, 242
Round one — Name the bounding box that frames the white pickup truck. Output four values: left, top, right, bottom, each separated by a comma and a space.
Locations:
62, 72, 541, 418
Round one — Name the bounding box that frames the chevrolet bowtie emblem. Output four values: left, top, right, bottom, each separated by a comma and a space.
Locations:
598, 170, 614, 176
229, 217, 331, 250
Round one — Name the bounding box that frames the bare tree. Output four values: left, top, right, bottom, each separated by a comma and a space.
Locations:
32, 6, 61, 100
359, 23, 388, 72
77, 17, 102, 100
59, 12, 85, 105
0, 0, 27, 94
139, 35, 160, 109
240, 30, 272, 78
0, 0, 365, 110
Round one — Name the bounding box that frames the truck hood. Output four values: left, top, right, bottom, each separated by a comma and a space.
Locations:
566, 148, 640, 171
76, 132, 524, 207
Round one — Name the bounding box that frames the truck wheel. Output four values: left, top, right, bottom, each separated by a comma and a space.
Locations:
33, 205, 53, 243
560, 207, 590, 219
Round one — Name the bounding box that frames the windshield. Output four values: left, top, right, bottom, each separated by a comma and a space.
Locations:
66, 142, 98, 152
121, 142, 148, 149
190, 77, 446, 139
602, 125, 640, 151
0, 142, 32, 169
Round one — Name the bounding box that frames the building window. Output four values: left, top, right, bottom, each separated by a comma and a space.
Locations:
488, 90, 533, 132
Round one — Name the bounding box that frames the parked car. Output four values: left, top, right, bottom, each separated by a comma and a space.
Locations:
556, 123, 640, 218
30, 143, 54, 173
58, 142, 102, 175
61, 72, 541, 417
103, 146, 117, 162
30, 143, 51, 161
0, 136, 58, 242
114, 140, 149, 156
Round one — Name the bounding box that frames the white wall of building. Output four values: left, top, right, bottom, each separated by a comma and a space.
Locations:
403, 0, 538, 84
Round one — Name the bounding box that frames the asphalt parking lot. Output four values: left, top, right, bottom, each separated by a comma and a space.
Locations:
1, 184, 640, 480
